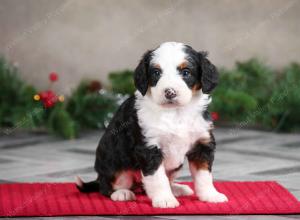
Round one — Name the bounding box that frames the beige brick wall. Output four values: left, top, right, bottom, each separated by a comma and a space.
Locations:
0, 0, 299, 94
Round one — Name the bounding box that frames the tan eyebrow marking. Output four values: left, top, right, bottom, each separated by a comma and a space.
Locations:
190, 160, 209, 170
192, 83, 202, 95
178, 61, 188, 70
153, 63, 161, 69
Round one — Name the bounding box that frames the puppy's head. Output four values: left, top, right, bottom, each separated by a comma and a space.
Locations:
134, 42, 218, 107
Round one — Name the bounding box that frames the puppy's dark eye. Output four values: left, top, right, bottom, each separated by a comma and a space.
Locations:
181, 69, 191, 77
152, 69, 161, 77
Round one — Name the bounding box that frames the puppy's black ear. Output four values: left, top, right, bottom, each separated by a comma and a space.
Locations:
134, 50, 152, 96
198, 52, 219, 94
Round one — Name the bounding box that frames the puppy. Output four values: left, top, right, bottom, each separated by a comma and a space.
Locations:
76, 42, 228, 208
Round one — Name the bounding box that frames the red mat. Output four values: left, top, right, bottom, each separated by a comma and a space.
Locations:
0, 181, 300, 216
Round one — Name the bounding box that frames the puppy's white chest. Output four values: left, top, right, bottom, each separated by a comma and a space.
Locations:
139, 108, 211, 170
160, 112, 210, 169
136, 93, 212, 170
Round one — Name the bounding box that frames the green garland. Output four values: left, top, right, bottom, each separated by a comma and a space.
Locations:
1, 56, 300, 139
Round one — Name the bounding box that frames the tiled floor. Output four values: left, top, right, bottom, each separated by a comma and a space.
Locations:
0, 128, 300, 219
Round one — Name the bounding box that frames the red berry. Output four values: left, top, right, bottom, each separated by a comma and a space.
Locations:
44, 100, 54, 108
39, 90, 59, 108
39, 91, 48, 100
211, 112, 219, 121
49, 72, 58, 82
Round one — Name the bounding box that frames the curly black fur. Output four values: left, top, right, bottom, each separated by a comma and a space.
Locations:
77, 96, 163, 197
186, 131, 216, 171
184, 46, 219, 93
134, 50, 153, 95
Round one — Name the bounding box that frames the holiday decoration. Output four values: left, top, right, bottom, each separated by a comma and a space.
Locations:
0, 57, 44, 129
88, 80, 102, 92
58, 95, 64, 102
47, 104, 77, 139
49, 72, 58, 82
211, 112, 219, 121
108, 70, 135, 95
67, 80, 118, 130
34, 73, 64, 108
33, 94, 40, 101
1, 55, 300, 139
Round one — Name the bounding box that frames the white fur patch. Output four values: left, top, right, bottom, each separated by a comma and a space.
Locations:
171, 183, 194, 197
189, 166, 228, 203
135, 91, 211, 172
110, 189, 136, 201
152, 195, 179, 208
142, 165, 179, 208
150, 42, 192, 106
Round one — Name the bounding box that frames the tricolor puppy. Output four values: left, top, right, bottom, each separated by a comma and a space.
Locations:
76, 42, 228, 208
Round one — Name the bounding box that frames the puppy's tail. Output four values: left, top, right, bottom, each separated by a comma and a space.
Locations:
75, 176, 99, 193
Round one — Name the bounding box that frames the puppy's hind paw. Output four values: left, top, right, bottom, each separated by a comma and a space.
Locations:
111, 189, 136, 201
171, 183, 194, 197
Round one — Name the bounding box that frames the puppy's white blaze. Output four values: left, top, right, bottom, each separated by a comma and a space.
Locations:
151, 42, 186, 68
150, 42, 192, 106
190, 166, 228, 203
75, 175, 83, 188
142, 165, 179, 208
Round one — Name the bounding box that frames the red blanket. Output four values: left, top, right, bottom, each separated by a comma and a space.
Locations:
0, 181, 299, 216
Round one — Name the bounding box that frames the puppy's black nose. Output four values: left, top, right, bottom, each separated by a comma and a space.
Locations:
164, 88, 177, 100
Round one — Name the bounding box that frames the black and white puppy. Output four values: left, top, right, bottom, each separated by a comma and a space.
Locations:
76, 42, 228, 208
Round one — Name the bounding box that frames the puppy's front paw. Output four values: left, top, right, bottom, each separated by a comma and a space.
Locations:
171, 183, 194, 197
198, 190, 228, 203
152, 195, 179, 208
